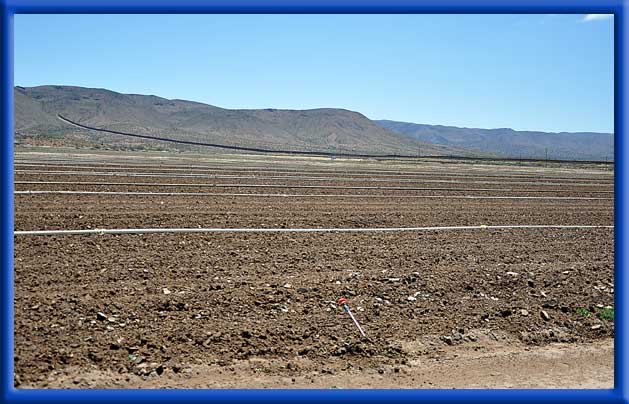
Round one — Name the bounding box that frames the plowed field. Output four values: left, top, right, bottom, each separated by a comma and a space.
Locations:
13, 150, 615, 388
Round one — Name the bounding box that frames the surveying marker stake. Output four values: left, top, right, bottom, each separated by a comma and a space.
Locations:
338, 297, 366, 338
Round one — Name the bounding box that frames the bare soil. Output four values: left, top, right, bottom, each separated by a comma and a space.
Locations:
13, 150, 614, 388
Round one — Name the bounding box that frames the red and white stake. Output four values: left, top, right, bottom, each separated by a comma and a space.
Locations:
338, 297, 366, 337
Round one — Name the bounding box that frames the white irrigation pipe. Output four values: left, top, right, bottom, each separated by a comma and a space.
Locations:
11, 177, 613, 194
14, 190, 614, 201
14, 163, 613, 182
14, 225, 614, 237
15, 169, 243, 178
13, 162, 616, 182
14, 175, 613, 187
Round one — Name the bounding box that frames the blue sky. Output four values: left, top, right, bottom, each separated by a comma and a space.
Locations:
15, 14, 613, 133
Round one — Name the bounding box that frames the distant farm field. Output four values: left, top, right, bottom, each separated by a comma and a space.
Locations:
13, 148, 614, 388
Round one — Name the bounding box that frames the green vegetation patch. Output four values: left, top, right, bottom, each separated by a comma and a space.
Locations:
596, 307, 614, 322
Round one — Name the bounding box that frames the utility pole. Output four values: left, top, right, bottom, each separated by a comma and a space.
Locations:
545, 148, 548, 167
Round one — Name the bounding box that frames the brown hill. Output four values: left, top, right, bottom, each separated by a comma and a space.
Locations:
14, 85, 471, 156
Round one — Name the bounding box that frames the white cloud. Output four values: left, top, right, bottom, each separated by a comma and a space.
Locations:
582, 14, 613, 22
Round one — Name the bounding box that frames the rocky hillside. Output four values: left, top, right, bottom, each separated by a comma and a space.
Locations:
14, 85, 469, 156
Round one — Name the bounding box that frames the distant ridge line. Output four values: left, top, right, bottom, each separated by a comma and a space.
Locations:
57, 114, 612, 164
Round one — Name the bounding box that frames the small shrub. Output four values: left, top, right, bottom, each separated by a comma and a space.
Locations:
576, 307, 591, 318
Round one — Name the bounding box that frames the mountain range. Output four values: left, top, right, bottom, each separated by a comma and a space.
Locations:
375, 120, 613, 161
14, 85, 613, 160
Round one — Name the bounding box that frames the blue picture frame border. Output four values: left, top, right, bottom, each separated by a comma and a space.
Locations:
0, 1, 626, 403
